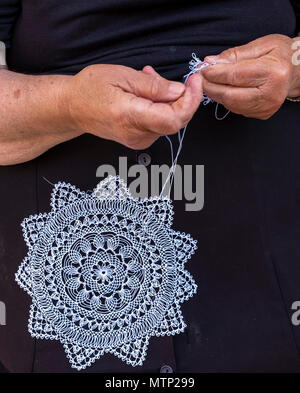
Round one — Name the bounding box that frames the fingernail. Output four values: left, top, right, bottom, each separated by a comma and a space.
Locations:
169, 82, 185, 96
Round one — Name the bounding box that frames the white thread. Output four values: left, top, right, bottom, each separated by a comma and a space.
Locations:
42, 177, 56, 187
215, 103, 231, 121
160, 54, 217, 199
159, 53, 230, 199
185, 53, 230, 119
0, 41, 7, 67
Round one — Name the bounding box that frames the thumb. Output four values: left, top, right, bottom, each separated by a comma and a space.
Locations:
205, 37, 274, 65
131, 65, 185, 102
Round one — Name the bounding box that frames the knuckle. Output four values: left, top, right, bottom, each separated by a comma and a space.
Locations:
125, 100, 145, 129
111, 106, 129, 131
221, 47, 238, 63
231, 48, 239, 63
223, 90, 236, 107
82, 64, 97, 74
229, 68, 239, 85
273, 64, 289, 83
150, 77, 161, 98
127, 77, 138, 93
109, 104, 122, 124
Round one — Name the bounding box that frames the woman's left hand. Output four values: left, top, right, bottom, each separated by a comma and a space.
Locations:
201, 34, 300, 120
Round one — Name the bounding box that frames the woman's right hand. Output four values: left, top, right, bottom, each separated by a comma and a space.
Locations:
65, 64, 203, 150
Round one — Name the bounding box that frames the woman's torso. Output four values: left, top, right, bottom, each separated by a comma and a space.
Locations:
8, 0, 297, 79
1, 0, 300, 373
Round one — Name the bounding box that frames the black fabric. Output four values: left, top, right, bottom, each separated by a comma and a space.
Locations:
0, 0, 300, 373
0, 362, 8, 373
0, 0, 19, 48
291, 0, 300, 30
0, 0, 298, 79
1, 102, 300, 373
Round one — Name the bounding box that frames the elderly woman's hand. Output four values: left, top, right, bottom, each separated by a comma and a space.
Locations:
201, 34, 300, 120
66, 64, 202, 150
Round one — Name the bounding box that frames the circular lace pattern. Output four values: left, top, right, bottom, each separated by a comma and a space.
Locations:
62, 233, 145, 313
62, 232, 144, 314
16, 176, 198, 370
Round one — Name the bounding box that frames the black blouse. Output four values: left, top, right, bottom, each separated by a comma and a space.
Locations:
0, 0, 299, 79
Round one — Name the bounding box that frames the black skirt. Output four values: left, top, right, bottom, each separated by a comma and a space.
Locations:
1, 99, 300, 373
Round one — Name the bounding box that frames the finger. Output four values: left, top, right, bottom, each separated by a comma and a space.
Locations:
201, 60, 268, 87
121, 91, 179, 136
142, 65, 159, 76
170, 72, 203, 126
143, 65, 204, 121
125, 73, 203, 136
205, 36, 276, 65
122, 67, 186, 103
202, 79, 261, 114
125, 94, 183, 136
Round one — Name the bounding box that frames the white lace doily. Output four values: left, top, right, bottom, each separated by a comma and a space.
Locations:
15, 176, 197, 370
